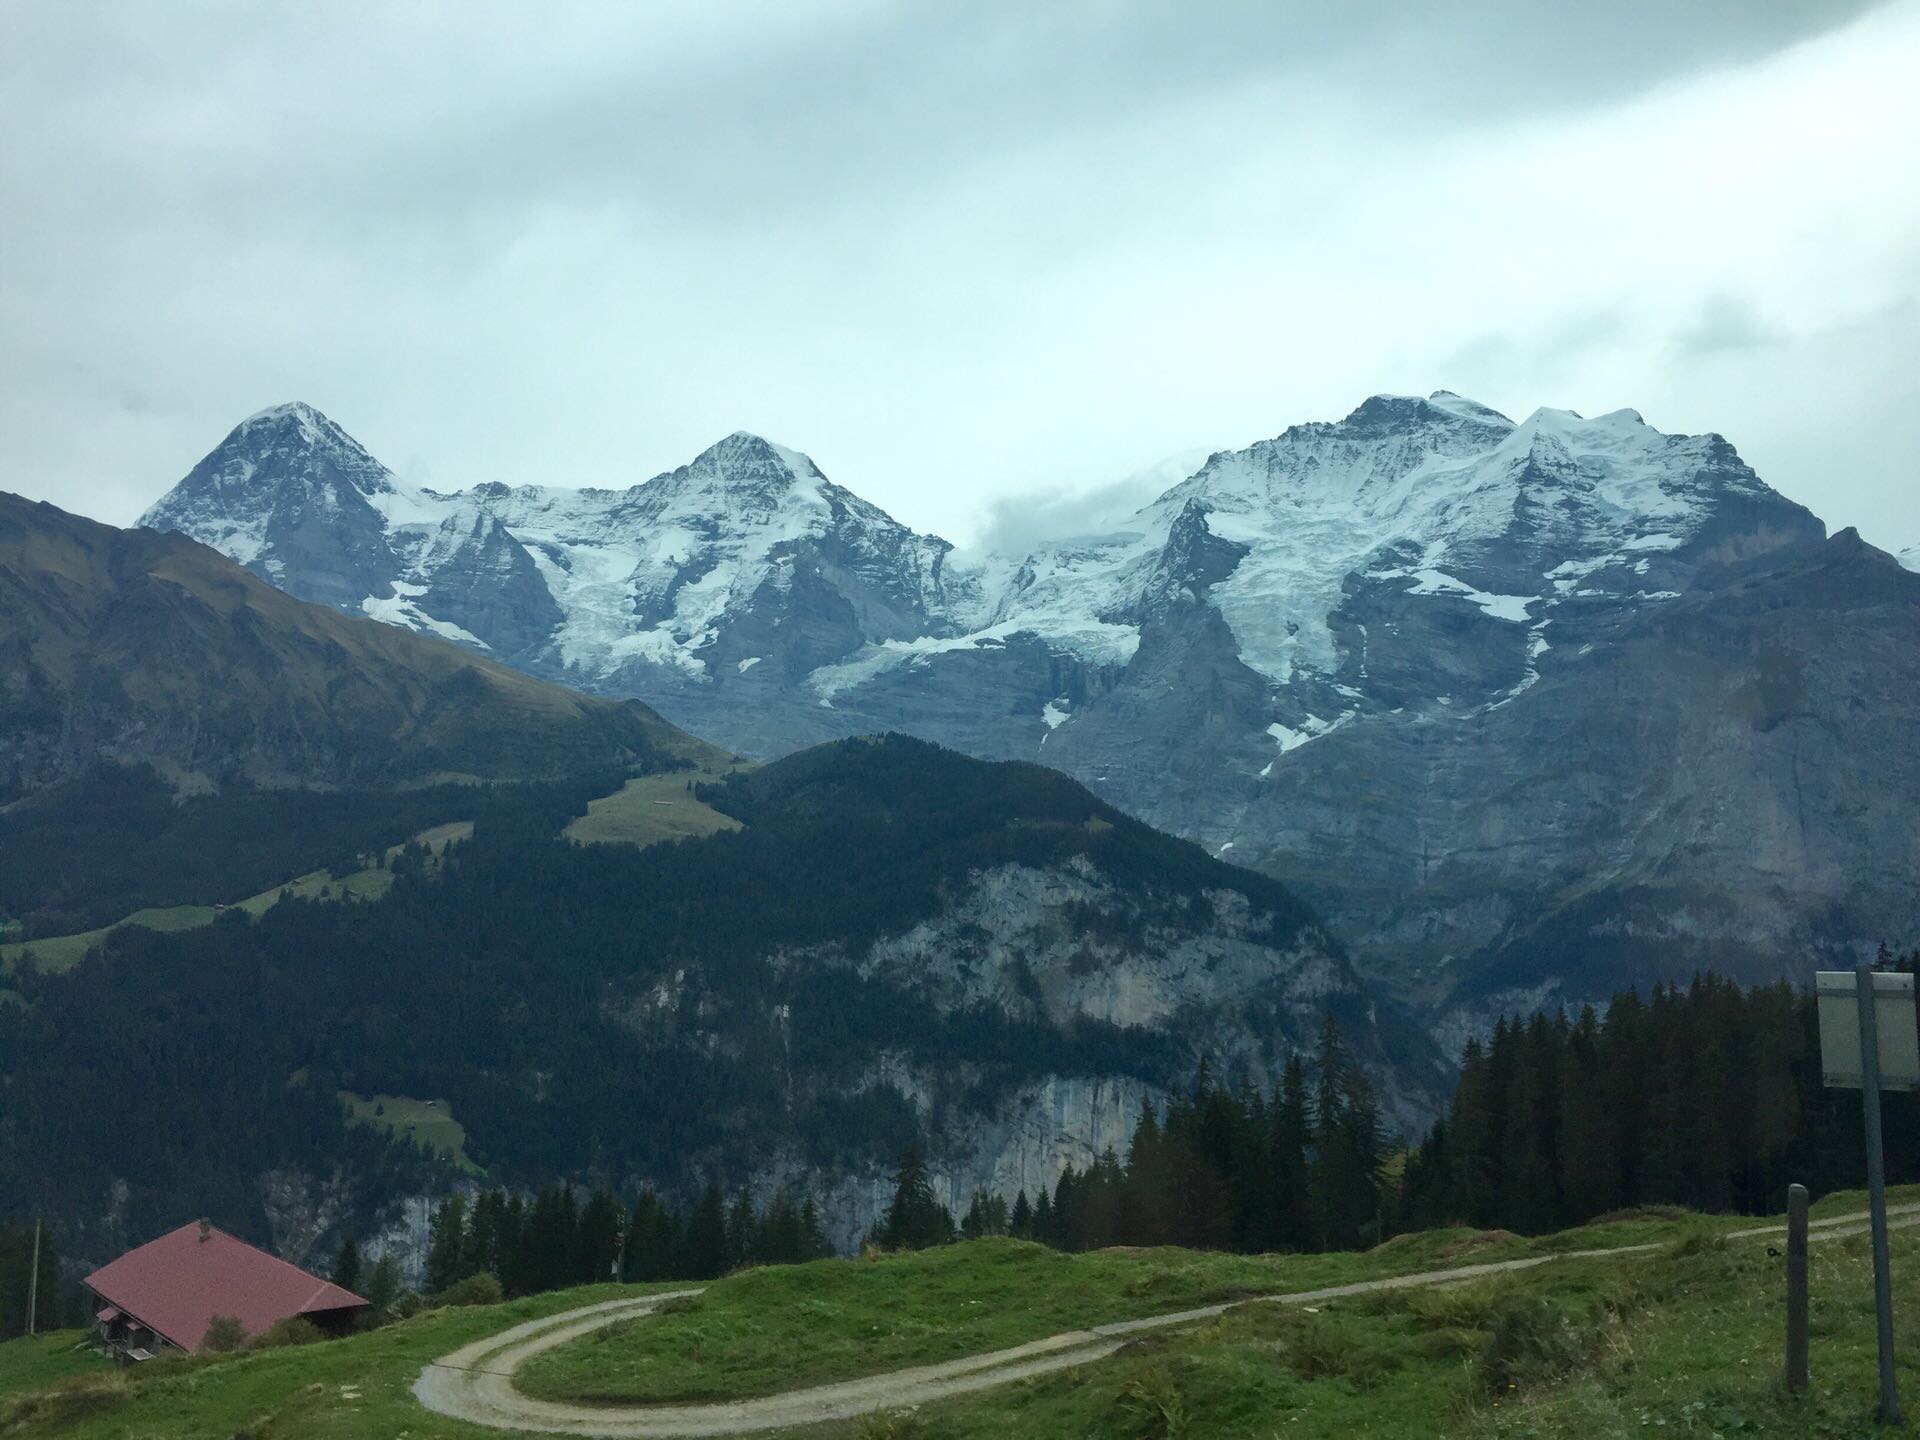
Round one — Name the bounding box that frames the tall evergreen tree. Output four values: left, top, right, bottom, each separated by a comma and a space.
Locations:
362, 1254, 401, 1327
622, 1188, 679, 1282
878, 1146, 953, 1251
575, 1187, 624, 1283
426, 1194, 468, 1293
330, 1232, 364, 1295
684, 1183, 730, 1279
1270, 1058, 1312, 1251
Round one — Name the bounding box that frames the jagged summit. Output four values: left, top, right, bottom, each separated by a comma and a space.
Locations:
141, 391, 1819, 700
240, 399, 328, 428
656, 431, 830, 513
1338, 391, 1515, 434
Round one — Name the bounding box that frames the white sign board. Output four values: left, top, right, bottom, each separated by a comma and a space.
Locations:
1817, 971, 1920, 1091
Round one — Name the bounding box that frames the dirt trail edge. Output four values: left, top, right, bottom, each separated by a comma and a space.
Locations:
413, 1203, 1920, 1437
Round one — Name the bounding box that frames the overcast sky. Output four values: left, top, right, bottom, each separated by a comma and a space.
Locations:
2, 0, 1916, 553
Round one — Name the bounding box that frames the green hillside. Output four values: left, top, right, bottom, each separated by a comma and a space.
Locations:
0, 735, 1431, 1251
1, 821, 470, 975
3, 1198, 1915, 1438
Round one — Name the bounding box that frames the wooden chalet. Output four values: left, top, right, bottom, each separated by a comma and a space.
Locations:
83, 1220, 366, 1359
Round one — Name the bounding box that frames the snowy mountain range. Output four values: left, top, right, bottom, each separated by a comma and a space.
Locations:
140, 394, 1920, 1026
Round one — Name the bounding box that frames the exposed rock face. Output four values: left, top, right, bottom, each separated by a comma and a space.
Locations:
139, 395, 1919, 1024
694, 841, 1439, 1251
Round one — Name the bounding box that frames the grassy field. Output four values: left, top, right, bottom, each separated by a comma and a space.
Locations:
511, 1224, 1631, 1406
563, 768, 746, 848
340, 1092, 478, 1172
6, 1201, 1919, 1438
0, 822, 473, 976
868, 1218, 1920, 1440
0, 1332, 96, 1399
0, 1284, 663, 1438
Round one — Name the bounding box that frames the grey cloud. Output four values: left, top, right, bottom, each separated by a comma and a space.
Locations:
1672, 294, 1782, 358
0, 0, 1913, 553
972, 449, 1213, 556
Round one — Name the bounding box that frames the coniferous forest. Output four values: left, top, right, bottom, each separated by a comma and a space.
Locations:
391, 968, 1920, 1320
1399, 963, 1920, 1235
2, 741, 1914, 1305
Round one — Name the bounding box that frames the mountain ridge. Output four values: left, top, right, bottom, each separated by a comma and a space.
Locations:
134, 395, 1919, 1020
0, 489, 705, 796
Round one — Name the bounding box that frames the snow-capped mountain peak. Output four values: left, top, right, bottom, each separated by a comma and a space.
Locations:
140, 403, 402, 605
143, 390, 1825, 742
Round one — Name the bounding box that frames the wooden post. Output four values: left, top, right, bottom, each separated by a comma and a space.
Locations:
1786, 1182, 1808, 1394
1856, 963, 1901, 1424
25, 1220, 39, 1337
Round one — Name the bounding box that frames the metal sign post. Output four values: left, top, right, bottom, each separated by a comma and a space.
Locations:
1816, 966, 1918, 1425
1786, 1183, 1809, 1394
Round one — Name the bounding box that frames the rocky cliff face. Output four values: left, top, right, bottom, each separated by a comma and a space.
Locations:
139, 395, 1918, 1023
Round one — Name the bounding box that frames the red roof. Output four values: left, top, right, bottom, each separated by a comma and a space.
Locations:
84, 1221, 366, 1352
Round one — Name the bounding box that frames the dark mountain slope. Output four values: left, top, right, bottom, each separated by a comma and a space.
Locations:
1441, 529, 1920, 1010
0, 735, 1444, 1258
0, 490, 698, 795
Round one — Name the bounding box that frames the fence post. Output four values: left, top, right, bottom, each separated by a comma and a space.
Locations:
1786, 1182, 1808, 1394
1855, 963, 1900, 1424
26, 1220, 40, 1337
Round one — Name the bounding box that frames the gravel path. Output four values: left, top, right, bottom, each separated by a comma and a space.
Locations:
413, 1202, 1920, 1437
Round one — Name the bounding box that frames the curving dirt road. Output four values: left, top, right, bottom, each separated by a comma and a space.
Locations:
413, 1203, 1920, 1437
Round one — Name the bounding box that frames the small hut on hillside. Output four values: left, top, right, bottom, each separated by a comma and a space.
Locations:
83, 1220, 366, 1359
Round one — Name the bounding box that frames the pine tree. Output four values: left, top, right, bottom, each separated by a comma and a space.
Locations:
575, 1187, 624, 1282
362, 1254, 401, 1327
798, 1195, 830, 1259
685, 1183, 730, 1279
622, 1188, 678, 1282
1122, 1099, 1170, 1246
1272, 1057, 1312, 1250
725, 1187, 759, 1269
330, 1232, 364, 1295
464, 1190, 501, 1280
498, 1194, 529, 1295
960, 1192, 989, 1240
1558, 1006, 1616, 1222
426, 1194, 468, 1294
878, 1146, 953, 1250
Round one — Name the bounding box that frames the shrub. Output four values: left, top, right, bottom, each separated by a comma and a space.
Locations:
1116, 1363, 1191, 1439
200, 1316, 248, 1353
390, 1290, 427, 1320
250, 1316, 323, 1349
1475, 1295, 1586, 1394
435, 1272, 504, 1308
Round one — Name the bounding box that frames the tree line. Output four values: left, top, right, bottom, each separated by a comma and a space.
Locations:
884, 1014, 1390, 1256
1400, 959, 1920, 1235
887, 963, 1920, 1263
400, 1182, 833, 1302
